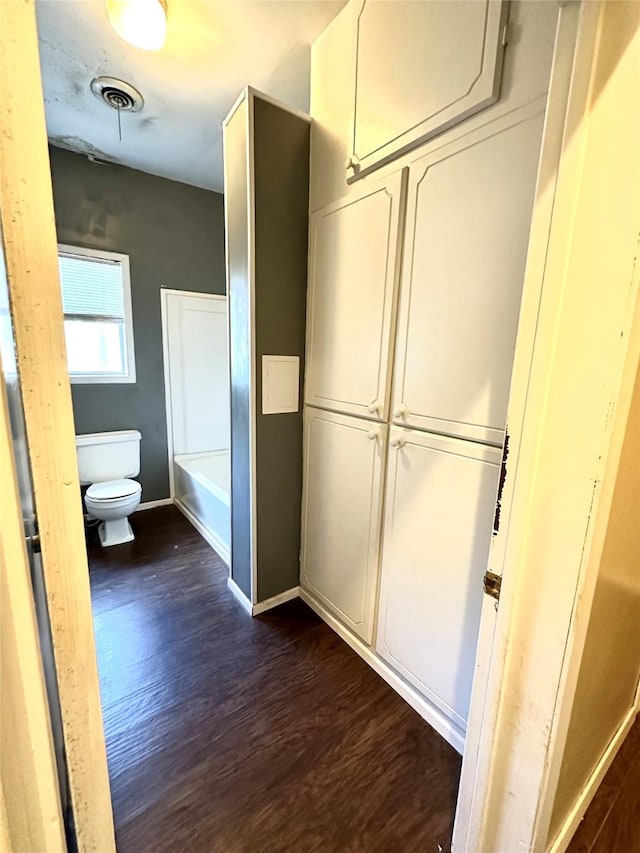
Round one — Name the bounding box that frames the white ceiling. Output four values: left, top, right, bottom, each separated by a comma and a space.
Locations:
36, 0, 345, 192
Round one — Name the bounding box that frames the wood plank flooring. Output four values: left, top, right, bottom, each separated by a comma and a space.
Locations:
567, 718, 640, 853
88, 506, 461, 852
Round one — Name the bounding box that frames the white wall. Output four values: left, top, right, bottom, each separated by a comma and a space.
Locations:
549, 361, 640, 841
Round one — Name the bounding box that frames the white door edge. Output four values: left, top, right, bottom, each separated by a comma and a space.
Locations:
454, 2, 640, 850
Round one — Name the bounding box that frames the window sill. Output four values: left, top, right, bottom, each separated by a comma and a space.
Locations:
69, 374, 137, 385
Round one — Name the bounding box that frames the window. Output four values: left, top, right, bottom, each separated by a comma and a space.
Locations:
58, 245, 136, 383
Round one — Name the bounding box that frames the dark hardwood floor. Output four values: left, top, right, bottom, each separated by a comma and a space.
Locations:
88, 506, 461, 853
567, 718, 640, 853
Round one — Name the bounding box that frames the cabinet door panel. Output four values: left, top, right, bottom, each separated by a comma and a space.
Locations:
305, 170, 406, 421
377, 428, 501, 727
392, 106, 545, 444
301, 407, 387, 643
350, 0, 507, 179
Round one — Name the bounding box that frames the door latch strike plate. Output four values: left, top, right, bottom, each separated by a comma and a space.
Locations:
483, 570, 501, 601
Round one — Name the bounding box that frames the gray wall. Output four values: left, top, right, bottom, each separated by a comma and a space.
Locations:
253, 98, 310, 601
225, 94, 309, 602
49, 146, 225, 501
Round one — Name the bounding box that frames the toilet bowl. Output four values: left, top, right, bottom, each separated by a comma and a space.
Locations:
84, 479, 142, 547
75, 430, 142, 547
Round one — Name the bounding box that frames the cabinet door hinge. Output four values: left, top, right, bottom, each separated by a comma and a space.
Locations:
502, 22, 510, 48
483, 570, 502, 601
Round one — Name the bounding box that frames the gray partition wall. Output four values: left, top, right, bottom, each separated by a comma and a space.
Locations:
223, 89, 310, 604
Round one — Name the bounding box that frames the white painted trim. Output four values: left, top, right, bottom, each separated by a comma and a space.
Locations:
548, 706, 638, 853
247, 89, 258, 607
161, 288, 226, 302
227, 576, 253, 615
222, 115, 234, 589
299, 587, 465, 754
253, 587, 299, 615
160, 288, 175, 500
222, 86, 250, 130
223, 85, 312, 130
58, 243, 136, 384
134, 497, 173, 512
174, 497, 231, 566
160, 288, 229, 503
247, 86, 312, 124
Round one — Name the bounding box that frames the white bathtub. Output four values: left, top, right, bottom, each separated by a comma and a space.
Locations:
174, 450, 230, 565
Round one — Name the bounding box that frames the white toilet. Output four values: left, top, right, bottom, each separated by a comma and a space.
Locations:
75, 430, 142, 547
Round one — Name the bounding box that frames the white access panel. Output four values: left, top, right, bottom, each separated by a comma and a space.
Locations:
392, 106, 545, 445
166, 292, 229, 454
377, 427, 501, 728
262, 356, 299, 414
305, 169, 406, 422
300, 407, 387, 643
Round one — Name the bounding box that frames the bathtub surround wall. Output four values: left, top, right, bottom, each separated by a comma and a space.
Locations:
48, 146, 226, 502
174, 452, 231, 564
224, 90, 310, 604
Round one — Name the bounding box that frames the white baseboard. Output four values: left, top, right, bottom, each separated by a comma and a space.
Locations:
548, 705, 638, 853
174, 498, 230, 566
135, 497, 174, 512
299, 587, 465, 755
253, 586, 300, 615
227, 577, 253, 616
226, 581, 299, 616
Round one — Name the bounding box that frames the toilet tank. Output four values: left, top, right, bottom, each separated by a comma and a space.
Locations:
75, 430, 141, 484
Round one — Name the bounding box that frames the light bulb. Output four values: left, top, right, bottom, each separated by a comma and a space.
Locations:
106, 0, 167, 51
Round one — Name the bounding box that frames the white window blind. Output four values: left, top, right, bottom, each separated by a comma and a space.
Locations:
57, 245, 136, 383
59, 253, 125, 319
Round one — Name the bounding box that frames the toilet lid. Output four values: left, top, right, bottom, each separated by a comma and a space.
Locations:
86, 479, 141, 501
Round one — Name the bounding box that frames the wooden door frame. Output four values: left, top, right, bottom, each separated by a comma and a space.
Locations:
0, 334, 66, 852
0, 1, 115, 851
454, 1, 640, 850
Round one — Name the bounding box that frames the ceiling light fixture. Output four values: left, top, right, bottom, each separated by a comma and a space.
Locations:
106, 0, 167, 51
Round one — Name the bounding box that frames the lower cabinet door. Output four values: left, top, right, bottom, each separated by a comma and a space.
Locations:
377, 427, 501, 728
301, 407, 387, 643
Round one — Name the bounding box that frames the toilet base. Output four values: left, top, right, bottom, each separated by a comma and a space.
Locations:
98, 518, 134, 547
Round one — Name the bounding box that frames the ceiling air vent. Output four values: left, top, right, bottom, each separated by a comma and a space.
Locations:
90, 77, 144, 113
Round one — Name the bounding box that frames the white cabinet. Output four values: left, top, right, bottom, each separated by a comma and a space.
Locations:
391, 106, 545, 445
300, 407, 387, 643
377, 427, 501, 728
348, 0, 507, 180
305, 169, 406, 421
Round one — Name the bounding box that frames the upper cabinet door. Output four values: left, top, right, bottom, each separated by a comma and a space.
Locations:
305, 169, 406, 421
392, 105, 545, 445
300, 407, 387, 643
348, 0, 508, 181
